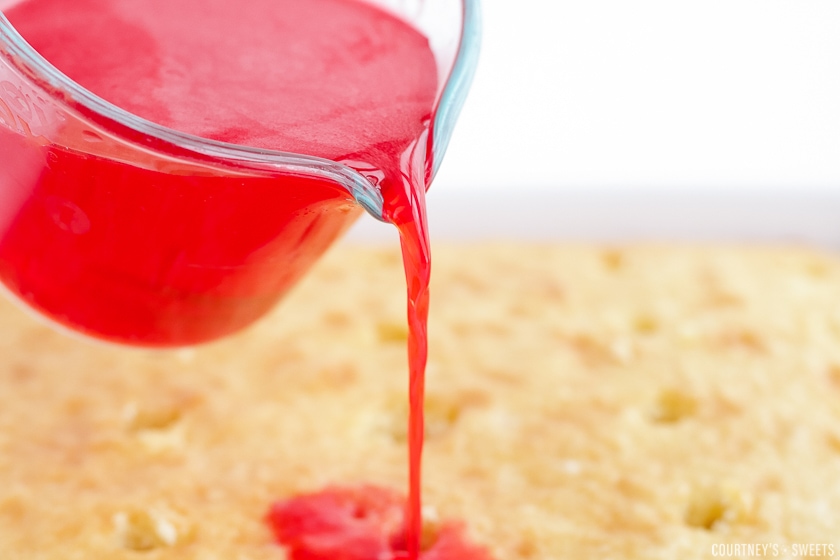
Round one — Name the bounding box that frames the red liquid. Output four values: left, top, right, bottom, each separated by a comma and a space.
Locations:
266, 486, 493, 560
1, 0, 469, 558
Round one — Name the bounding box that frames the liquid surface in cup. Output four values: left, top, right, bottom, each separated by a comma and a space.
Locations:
1, 0, 480, 558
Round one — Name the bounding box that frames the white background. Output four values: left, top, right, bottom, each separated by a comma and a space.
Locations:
432, 0, 840, 193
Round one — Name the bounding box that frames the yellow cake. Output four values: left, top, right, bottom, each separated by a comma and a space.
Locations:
1, 243, 840, 558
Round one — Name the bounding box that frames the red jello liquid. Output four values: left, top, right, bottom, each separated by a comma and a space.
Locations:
1, 0, 456, 557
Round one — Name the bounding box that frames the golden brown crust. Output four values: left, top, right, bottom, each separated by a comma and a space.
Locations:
1, 243, 840, 558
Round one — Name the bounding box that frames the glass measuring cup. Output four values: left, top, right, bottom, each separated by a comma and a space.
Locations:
0, 0, 480, 346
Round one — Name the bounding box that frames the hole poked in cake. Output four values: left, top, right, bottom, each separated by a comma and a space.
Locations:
8, 362, 35, 383
698, 269, 744, 309
825, 363, 840, 391
803, 257, 834, 279
650, 388, 698, 424
633, 313, 659, 335
388, 397, 458, 443
113, 507, 194, 550
125, 402, 182, 432
561, 332, 635, 367
419, 506, 446, 551
123, 389, 201, 432
600, 249, 625, 272
321, 310, 353, 328
123, 392, 200, 452
684, 485, 751, 530
514, 531, 539, 559
377, 320, 409, 343
715, 328, 767, 353
825, 431, 840, 455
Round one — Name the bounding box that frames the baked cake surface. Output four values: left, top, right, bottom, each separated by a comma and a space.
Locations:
1, 243, 840, 558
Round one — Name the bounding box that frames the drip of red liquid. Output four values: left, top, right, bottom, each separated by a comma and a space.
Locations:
1, 0, 476, 557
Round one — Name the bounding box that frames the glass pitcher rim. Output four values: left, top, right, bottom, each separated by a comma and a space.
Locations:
0, 0, 480, 221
